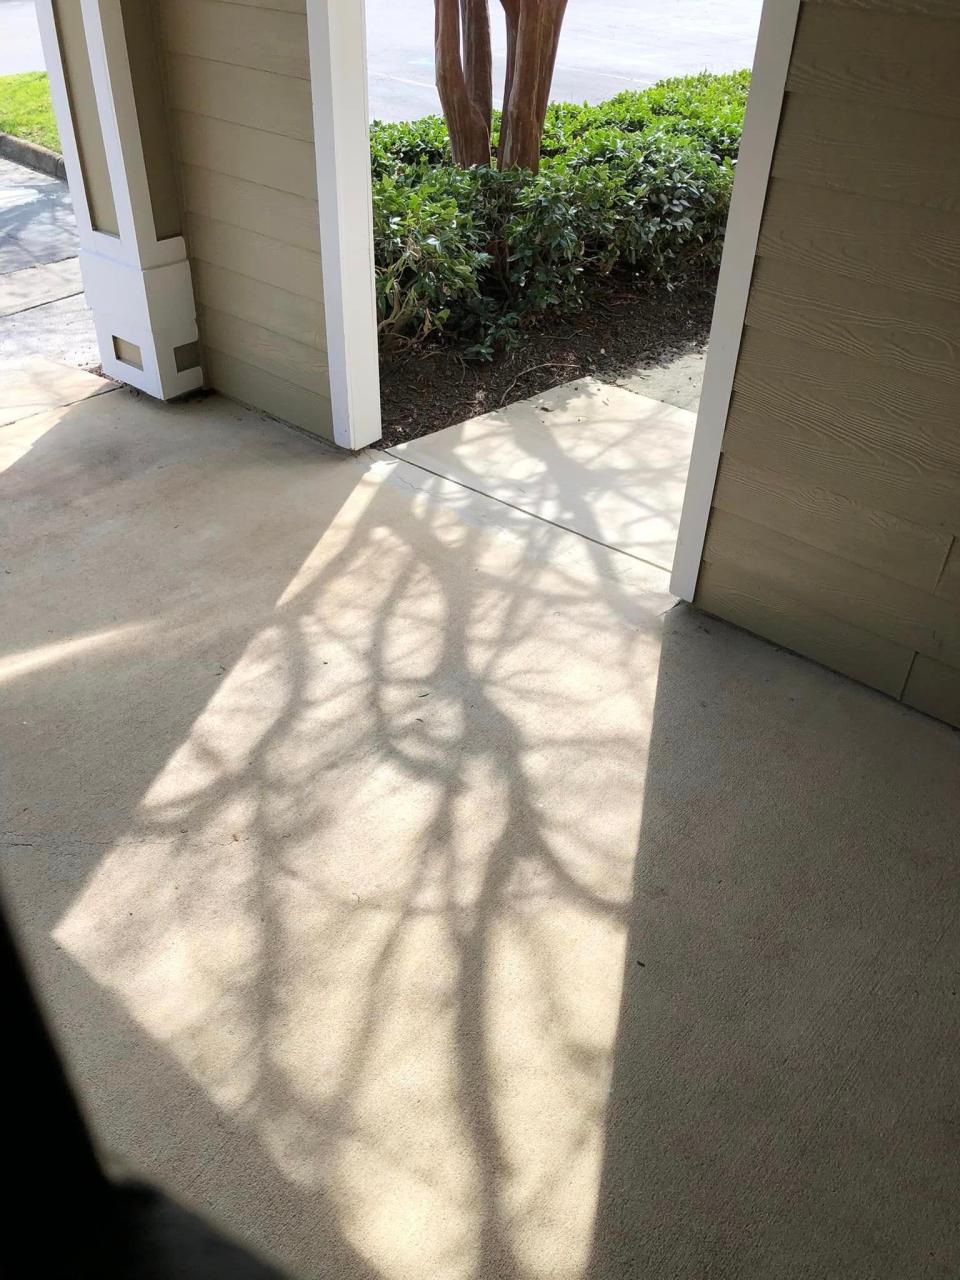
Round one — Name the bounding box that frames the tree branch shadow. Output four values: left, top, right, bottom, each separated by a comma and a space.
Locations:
3, 382, 674, 1279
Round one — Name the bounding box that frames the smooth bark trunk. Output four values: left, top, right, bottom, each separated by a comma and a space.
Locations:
498, 0, 567, 173
435, 0, 491, 167
435, 0, 566, 173
461, 0, 493, 135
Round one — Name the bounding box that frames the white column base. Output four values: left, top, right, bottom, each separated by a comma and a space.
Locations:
81, 251, 203, 399
36, 0, 203, 404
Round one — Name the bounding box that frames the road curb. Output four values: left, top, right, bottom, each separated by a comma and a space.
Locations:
0, 132, 66, 182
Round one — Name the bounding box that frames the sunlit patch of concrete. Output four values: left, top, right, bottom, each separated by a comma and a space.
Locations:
44, 391, 671, 1279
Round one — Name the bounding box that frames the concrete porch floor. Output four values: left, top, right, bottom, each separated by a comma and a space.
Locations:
2, 379, 959, 1279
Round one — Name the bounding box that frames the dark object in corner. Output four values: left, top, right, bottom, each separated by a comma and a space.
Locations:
3, 905, 285, 1279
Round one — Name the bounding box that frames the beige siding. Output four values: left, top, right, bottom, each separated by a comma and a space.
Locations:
121, 0, 182, 240
904, 655, 960, 725
192, 262, 323, 349
936, 542, 960, 606
155, 0, 331, 438
698, 0, 960, 728
159, 0, 310, 79
164, 55, 313, 141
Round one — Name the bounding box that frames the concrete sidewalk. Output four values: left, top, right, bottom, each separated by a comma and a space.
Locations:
0, 156, 98, 369
390, 379, 696, 572
2, 380, 958, 1279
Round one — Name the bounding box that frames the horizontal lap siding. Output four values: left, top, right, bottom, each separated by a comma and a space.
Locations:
160, 0, 309, 80
155, 0, 332, 439
698, 0, 960, 727
936, 543, 960, 606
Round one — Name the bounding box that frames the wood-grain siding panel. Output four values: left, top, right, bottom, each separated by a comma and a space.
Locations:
172, 112, 317, 199
156, 0, 328, 428
725, 328, 960, 534
193, 260, 324, 347
704, 510, 960, 666
806, 0, 959, 19
902, 654, 960, 728
703, 0, 960, 727
163, 53, 313, 141
178, 165, 320, 253
204, 348, 333, 439
723, 397, 960, 539
696, 559, 913, 697
186, 212, 323, 300
789, 3, 960, 117
212, 0, 304, 12
122, 0, 182, 240
935, 541, 960, 605
733, 328, 960, 476
158, 0, 309, 79
773, 92, 960, 215
746, 258, 960, 391
201, 308, 328, 395
759, 179, 960, 306
713, 454, 952, 591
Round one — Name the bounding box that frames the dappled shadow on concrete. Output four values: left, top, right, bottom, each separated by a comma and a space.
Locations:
3, 389, 382, 1274
390, 377, 695, 572
2, 386, 671, 1278
3, 387, 959, 1278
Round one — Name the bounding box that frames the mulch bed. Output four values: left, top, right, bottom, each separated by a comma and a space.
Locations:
378, 272, 717, 448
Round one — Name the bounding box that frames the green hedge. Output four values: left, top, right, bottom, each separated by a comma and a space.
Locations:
371, 71, 749, 357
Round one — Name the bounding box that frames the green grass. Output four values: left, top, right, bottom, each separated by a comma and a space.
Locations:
0, 72, 60, 152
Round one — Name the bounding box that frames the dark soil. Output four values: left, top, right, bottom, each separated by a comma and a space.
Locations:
378, 273, 717, 448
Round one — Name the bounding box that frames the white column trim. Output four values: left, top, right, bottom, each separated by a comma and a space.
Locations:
670, 0, 802, 601
81, 0, 185, 268
306, 0, 383, 451
80, 0, 140, 256
34, 0, 92, 240
34, 0, 201, 401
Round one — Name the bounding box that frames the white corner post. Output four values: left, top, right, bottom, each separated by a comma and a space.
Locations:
670, 0, 801, 600
306, 0, 383, 450
35, 0, 202, 399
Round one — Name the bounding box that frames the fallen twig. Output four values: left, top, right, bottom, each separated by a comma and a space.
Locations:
498, 361, 568, 407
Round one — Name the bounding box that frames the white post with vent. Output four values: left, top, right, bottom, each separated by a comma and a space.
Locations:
34, 0, 202, 399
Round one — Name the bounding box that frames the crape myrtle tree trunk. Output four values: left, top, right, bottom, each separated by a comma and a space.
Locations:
435, 0, 569, 174
435, 0, 493, 168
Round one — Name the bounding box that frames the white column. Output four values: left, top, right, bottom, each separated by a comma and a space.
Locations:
670, 0, 801, 600
306, 0, 383, 450
34, 0, 202, 400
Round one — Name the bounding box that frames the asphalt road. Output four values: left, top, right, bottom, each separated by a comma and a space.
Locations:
2, 0, 762, 121
0, 0, 43, 76
366, 0, 763, 121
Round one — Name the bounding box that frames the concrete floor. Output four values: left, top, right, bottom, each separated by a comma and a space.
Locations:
390, 379, 697, 571
2, 381, 959, 1279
